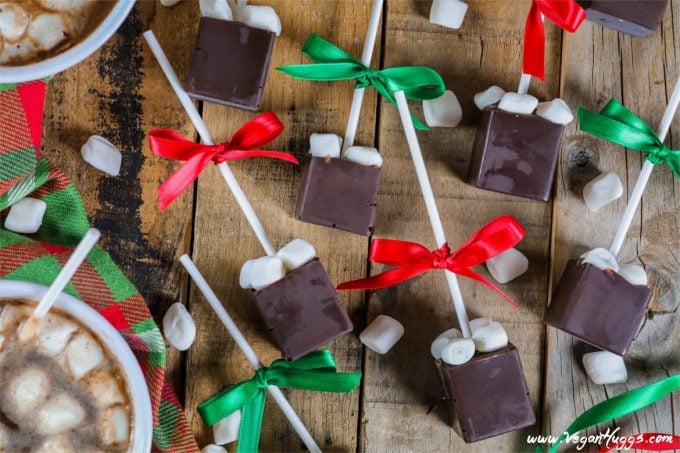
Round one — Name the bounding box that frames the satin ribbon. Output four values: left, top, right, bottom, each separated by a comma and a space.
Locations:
277, 33, 445, 130
578, 99, 680, 176
599, 433, 680, 452
148, 111, 299, 210
197, 350, 361, 453
524, 0, 586, 80
542, 374, 680, 453
337, 215, 525, 307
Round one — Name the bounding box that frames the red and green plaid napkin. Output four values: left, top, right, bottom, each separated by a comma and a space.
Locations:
0, 80, 199, 452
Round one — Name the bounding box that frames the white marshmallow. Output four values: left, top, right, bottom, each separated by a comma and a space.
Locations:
486, 248, 529, 284
474, 85, 506, 110
468, 317, 492, 334
582, 350, 627, 385
199, 0, 233, 20
429, 0, 468, 29
37, 0, 88, 12
28, 13, 67, 51
276, 239, 316, 272
583, 171, 623, 212
240, 5, 281, 36
498, 92, 539, 115
248, 256, 286, 290
66, 332, 105, 380
344, 146, 383, 168
5, 366, 50, 418
163, 302, 196, 351
430, 327, 462, 359
0, 37, 36, 64
580, 248, 618, 272
213, 410, 241, 445
617, 264, 648, 286
81, 135, 122, 176
99, 406, 130, 446
423, 90, 462, 128
536, 98, 574, 125
309, 133, 342, 159
0, 3, 29, 42
202, 445, 228, 453
161, 0, 183, 6
35, 435, 75, 453
37, 393, 86, 435
37, 313, 78, 356
440, 338, 475, 365
0, 302, 29, 332
83, 369, 127, 408
471, 321, 508, 353
239, 259, 255, 289
360, 315, 404, 354
4, 197, 47, 234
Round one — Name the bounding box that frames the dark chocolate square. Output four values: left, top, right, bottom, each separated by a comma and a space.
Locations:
468, 107, 565, 201
251, 259, 353, 360
435, 344, 536, 443
577, 0, 668, 36
296, 157, 381, 236
185, 17, 276, 111
544, 260, 652, 355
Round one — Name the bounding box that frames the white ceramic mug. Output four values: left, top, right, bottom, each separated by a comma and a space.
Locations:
0, 279, 153, 452
0, 0, 136, 83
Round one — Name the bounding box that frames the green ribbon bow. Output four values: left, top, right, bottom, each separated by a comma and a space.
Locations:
578, 99, 680, 176
197, 349, 362, 453
277, 33, 445, 131
537, 374, 680, 452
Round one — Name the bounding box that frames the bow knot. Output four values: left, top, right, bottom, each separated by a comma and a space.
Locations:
252, 368, 269, 390
337, 215, 526, 307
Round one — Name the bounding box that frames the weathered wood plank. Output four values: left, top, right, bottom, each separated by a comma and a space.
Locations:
184, 0, 378, 449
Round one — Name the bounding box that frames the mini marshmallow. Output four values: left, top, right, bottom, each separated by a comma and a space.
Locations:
360, 315, 404, 354
468, 317, 492, 334
423, 90, 462, 128
498, 92, 539, 115
430, 327, 462, 359
276, 239, 316, 272
4, 197, 47, 234
83, 369, 126, 408
239, 259, 255, 289
471, 321, 508, 353
37, 394, 86, 435
202, 445, 228, 453
0, 3, 29, 41
440, 338, 475, 365
37, 313, 78, 356
163, 302, 196, 351
309, 133, 342, 159
248, 256, 286, 290
344, 146, 383, 168
28, 13, 67, 51
240, 5, 282, 36
99, 406, 130, 446
37, 0, 88, 12
66, 332, 105, 380
583, 171, 623, 212
486, 248, 529, 284
536, 98, 574, 125
580, 248, 618, 272
81, 135, 122, 176
199, 0, 233, 20
474, 85, 506, 110
161, 0, 183, 6
617, 264, 648, 286
429, 0, 468, 29
35, 436, 75, 453
6, 366, 50, 417
0, 303, 29, 332
214, 410, 241, 445
582, 350, 627, 385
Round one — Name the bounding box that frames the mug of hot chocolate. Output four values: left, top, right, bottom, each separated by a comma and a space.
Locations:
0, 279, 152, 452
0, 0, 135, 83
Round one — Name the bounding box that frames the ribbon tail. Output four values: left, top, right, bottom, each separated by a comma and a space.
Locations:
158, 151, 213, 210
337, 263, 431, 291
523, 3, 546, 81
454, 268, 519, 308
237, 392, 267, 453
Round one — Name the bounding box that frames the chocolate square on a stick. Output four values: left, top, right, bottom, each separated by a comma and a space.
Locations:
545, 260, 652, 355
185, 17, 276, 111
576, 0, 669, 36
468, 107, 565, 201
435, 344, 536, 442
297, 157, 381, 236
251, 259, 353, 360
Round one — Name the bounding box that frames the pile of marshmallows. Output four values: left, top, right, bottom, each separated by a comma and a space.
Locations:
308, 133, 383, 167
431, 318, 509, 365
474, 85, 575, 126
239, 239, 317, 290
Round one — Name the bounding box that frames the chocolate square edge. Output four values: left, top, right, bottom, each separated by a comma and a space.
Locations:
577, 0, 669, 36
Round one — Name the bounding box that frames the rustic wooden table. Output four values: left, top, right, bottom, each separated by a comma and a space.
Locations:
42, 0, 680, 451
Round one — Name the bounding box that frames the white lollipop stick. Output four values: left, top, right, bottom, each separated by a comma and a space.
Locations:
609, 78, 680, 257
393, 91, 471, 338
517, 14, 543, 95
143, 31, 277, 257
342, 0, 384, 153
19, 228, 101, 341
179, 255, 321, 453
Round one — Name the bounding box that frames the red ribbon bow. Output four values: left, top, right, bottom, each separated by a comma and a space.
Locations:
337, 215, 526, 307
148, 111, 299, 210
524, 0, 586, 81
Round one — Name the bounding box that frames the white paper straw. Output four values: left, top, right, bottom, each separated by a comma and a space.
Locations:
609, 77, 680, 257
179, 255, 322, 453
517, 74, 532, 95
393, 91, 471, 338
342, 0, 384, 153
143, 30, 276, 257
